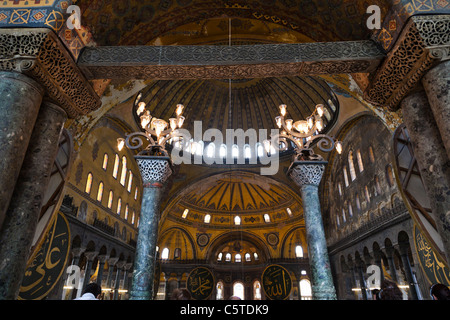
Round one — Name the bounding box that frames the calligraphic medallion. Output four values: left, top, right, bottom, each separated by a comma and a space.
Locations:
186, 267, 215, 300
18, 211, 71, 300
262, 264, 292, 300
414, 225, 450, 286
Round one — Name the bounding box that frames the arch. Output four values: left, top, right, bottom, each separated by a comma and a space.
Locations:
232, 281, 245, 300
281, 226, 307, 259
158, 227, 197, 261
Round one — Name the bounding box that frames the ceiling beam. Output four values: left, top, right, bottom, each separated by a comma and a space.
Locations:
77, 41, 385, 80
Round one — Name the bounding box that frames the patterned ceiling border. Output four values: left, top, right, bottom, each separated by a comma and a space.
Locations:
0, 28, 101, 118
365, 14, 450, 111
77, 41, 385, 80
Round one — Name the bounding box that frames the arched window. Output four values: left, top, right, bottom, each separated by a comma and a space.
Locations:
253, 281, 262, 300
244, 144, 251, 159
343, 167, 349, 187
220, 144, 227, 159
204, 214, 211, 224
127, 171, 133, 192
300, 279, 312, 300
217, 253, 223, 261
369, 146, 375, 163
286, 207, 293, 217
357, 150, 364, 172
295, 245, 304, 258
234, 215, 241, 225
233, 282, 245, 300
336, 215, 340, 227
161, 248, 170, 260
216, 281, 224, 300
120, 156, 127, 186
264, 214, 271, 223
134, 187, 138, 200
206, 143, 215, 158
182, 209, 189, 219
107, 190, 113, 209
386, 165, 394, 187
85, 173, 93, 194
113, 154, 119, 179
117, 198, 122, 215
256, 143, 264, 158
124, 204, 129, 220
253, 252, 259, 260
235, 253, 242, 263
365, 186, 371, 203
131, 211, 136, 225
342, 208, 347, 223
102, 153, 108, 170
245, 253, 251, 262
232, 144, 239, 159
225, 253, 232, 262
338, 183, 342, 196
97, 182, 104, 202
348, 203, 353, 217
348, 151, 356, 181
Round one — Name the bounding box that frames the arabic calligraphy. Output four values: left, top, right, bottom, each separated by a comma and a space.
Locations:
187, 267, 214, 300
18, 212, 71, 300
262, 264, 292, 300
414, 226, 450, 286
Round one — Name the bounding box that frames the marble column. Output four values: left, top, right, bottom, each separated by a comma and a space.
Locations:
385, 248, 399, 284
399, 249, 418, 300
96, 255, 109, 287
0, 101, 67, 299
113, 261, 125, 300
288, 161, 337, 300
0, 71, 45, 231
129, 156, 172, 300
81, 251, 98, 293
400, 90, 450, 262
422, 60, 450, 159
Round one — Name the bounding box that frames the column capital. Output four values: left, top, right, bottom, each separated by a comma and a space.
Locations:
135, 156, 173, 187
288, 161, 327, 188
365, 14, 450, 111
0, 28, 100, 118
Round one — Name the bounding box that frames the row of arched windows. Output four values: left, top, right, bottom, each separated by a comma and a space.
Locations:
181, 208, 295, 224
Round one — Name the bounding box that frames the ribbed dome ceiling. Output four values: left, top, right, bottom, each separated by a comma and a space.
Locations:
134, 76, 339, 134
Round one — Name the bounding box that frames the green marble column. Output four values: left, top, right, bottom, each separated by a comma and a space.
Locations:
0, 71, 44, 231
130, 156, 172, 300
0, 101, 67, 299
288, 161, 337, 300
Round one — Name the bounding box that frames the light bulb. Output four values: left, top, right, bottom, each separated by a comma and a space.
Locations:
336, 141, 343, 154
169, 118, 178, 131
136, 101, 146, 115
178, 116, 185, 128
140, 111, 151, 129
285, 119, 293, 131
317, 104, 324, 117
176, 104, 184, 116
275, 116, 282, 129
279, 104, 287, 117
316, 118, 324, 132
117, 138, 125, 151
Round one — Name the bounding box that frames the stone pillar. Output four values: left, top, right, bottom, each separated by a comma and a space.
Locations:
399, 246, 419, 300
0, 100, 67, 299
129, 156, 172, 300
0, 71, 45, 231
422, 60, 450, 159
81, 251, 98, 293
400, 90, 450, 262
96, 255, 109, 287
113, 261, 125, 300
288, 161, 337, 300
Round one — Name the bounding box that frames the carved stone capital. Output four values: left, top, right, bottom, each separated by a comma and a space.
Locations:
0, 28, 100, 118
365, 14, 450, 111
288, 161, 327, 188
135, 156, 172, 186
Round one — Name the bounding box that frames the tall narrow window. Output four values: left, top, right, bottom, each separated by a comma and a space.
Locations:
264, 214, 271, 223
357, 150, 364, 172
338, 183, 342, 196
232, 144, 239, 159
182, 209, 189, 219
235, 253, 242, 263
161, 248, 169, 260
348, 151, 356, 181
365, 186, 371, 203
113, 154, 119, 179
253, 281, 262, 300
300, 279, 312, 300
348, 203, 353, 217
295, 245, 304, 258
120, 156, 127, 186
342, 208, 346, 223
356, 194, 361, 211
117, 198, 122, 215
134, 187, 138, 200
225, 253, 231, 262
204, 214, 211, 224
244, 144, 251, 159
386, 165, 394, 187
127, 171, 133, 192
233, 282, 245, 300
124, 204, 129, 220
216, 282, 224, 300
217, 253, 223, 261
245, 253, 251, 261
369, 146, 375, 163
85, 173, 93, 194
102, 153, 108, 171
343, 167, 349, 187
97, 182, 104, 202
220, 144, 227, 159
256, 143, 264, 157
108, 190, 113, 209
131, 211, 135, 225
234, 215, 241, 225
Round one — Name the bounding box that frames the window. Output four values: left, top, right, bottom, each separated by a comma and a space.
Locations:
120, 156, 127, 186
386, 165, 394, 187
369, 146, 375, 163
216, 282, 224, 300
232, 144, 239, 159
286, 207, 293, 217
343, 167, 349, 187
300, 279, 312, 300
264, 214, 271, 223
357, 150, 364, 172
220, 144, 227, 159
225, 253, 231, 262
256, 143, 264, 158
161, 248, 169, 260
102, 153, 108, 170
295, 245, 304, 258
235, 254, 242, 263
338, 183, 342, 196
206, 143, 215, 158
124, 204, 129, 220
245, 253, 251, 262
342, 208, 346, 223
356, 194, 361, 211
253, 281, 262, 300
134, 187, 138, 200
108, 190, 114, 209
97, 182, 104, 202
113, 154, 119, 179
204, 214, 211, 224
182, 209, 189, 219
117, 198, 122, 215
365, 186, 371, 203
131, 211, 135, 225
348, 203, 353, 217
233, 282, 245, 300
217, 253, 223, 261
234, 215, 241, 225
336, 215, 340, 227
127, 171, 133, 192
244, 145, 251, 159
85, 173, 93, 194
253, 252, 259, 260
348, 151, 356, 181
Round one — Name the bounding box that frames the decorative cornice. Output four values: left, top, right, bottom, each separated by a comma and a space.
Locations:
77, 41, 385, 80
365, 15, 450, 111
0, 28, 100, 118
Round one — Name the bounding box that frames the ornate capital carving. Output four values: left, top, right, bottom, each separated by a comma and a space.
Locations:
135, 156, 172, 186
288, 161, 327, 187
0, 28, 101, 118
365, 14, 450, 111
